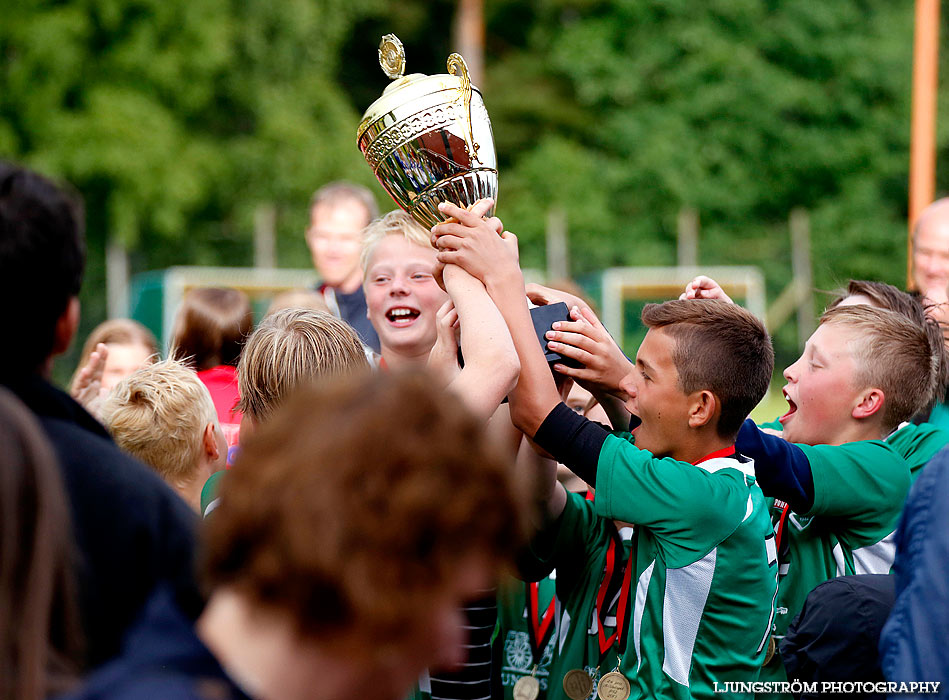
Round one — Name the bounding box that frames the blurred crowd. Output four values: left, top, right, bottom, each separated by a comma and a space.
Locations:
1, 162, 948, 700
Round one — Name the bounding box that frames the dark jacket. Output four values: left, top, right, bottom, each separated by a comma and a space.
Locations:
59, 586, 249, 700
879, 445, 949, 696
781, 574, 895, 698
4, 375, 200, 668
317, 282, 381, 352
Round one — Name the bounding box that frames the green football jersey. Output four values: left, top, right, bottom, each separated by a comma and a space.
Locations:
498, 575, 559, 699
521, 492, 633, 700
592, 435, 779, 700
764, 417, 948, 482
885, 421, 949, 481
926, 397, 949, 432
758, 439, 911, 685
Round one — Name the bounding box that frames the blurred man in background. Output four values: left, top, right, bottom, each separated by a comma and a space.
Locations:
913, 198, 949, 306
306, 181, 381, 352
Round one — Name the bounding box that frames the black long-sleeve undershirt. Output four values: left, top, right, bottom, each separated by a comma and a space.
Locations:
735, 418, 815, 512
533, 402, 611, 487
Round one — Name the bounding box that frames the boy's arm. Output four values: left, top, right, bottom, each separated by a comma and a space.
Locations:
735, 418, 815, 512
441, 264, 520, 421
433, 203, 565, 432
433, 201, 610, 486
515, 435, 567, 525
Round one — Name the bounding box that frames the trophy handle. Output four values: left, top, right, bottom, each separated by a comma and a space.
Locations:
447, 53, 480, 164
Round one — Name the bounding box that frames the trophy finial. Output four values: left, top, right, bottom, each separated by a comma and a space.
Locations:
379, 34, 405, 80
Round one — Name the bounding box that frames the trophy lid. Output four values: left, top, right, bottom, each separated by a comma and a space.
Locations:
356, 35, 480, 143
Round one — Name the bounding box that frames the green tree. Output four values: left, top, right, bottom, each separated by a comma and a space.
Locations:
478, 0, 932, 365
1, 0, 382, 381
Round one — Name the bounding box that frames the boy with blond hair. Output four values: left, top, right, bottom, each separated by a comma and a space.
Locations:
360, 209, 451, 372
728, 304, 935, 684
543, 273, 939, 688
196, 308, 371, 517
236, 307, 370, 430
362, 207, 519, 419
101, 359, 227, 513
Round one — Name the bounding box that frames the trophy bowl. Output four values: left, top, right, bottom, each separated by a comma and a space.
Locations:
357, 35, 498, 229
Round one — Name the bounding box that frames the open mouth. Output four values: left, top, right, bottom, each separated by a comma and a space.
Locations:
385, 307, 420, 327
778, 388, 797, 425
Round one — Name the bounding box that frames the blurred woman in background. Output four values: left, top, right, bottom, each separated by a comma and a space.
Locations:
69, 319, 159, 418
171, 287, 253, 451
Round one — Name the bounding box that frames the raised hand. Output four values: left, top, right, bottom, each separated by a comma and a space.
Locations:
431, 199, 519, 286
71, 342, 109, 419
544, 306, 633, 398
432, 198, 498, 290
680, 275, 734, 303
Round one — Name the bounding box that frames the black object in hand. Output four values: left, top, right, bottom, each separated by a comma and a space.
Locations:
530, 302, 583, 370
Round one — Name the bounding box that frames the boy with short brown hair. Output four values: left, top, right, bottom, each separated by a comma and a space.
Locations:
433, 202, 779, 700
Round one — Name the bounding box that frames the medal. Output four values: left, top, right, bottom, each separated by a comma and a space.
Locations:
597, 671, 631, 700
516, 579, 555, 698
764, 636, 777, 665
596, 654, 630, 700
513, 670, 541, 700
563, 668, 594, 700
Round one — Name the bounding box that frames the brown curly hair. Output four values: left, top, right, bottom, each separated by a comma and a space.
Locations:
202, 370, 525, 642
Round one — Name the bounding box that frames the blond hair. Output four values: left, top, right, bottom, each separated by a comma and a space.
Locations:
101, 359, 218, 484
360, 209, 434, 272
236, 308, 370, 422
820, 305, 939, 431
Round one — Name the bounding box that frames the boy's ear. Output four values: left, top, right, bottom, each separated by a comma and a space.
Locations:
852, 388, 885, 421
52, 296, 81, 356
688, 390, 718, 430
203, 423, 221, 461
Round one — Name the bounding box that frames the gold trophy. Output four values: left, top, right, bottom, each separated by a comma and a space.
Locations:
357, 34, 498, 228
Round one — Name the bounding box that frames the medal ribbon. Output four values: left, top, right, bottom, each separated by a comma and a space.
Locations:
526, 580, 557, 664
595, 535, 634, 657
773, 499, 791, 568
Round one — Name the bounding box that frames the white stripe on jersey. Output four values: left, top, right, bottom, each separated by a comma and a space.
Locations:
633, 560, 656, 672
662, 548, 718, 686
852, 530, 897, 575
832, 542, 846, 578
418, 670, 431, 693
742, 494, 754, 522
694, 456, 755, 479
557, 600, 570, 654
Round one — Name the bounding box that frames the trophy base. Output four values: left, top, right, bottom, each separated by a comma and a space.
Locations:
406, 169, 498, 230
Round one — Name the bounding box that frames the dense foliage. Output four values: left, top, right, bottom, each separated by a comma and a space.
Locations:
3, 0, 947, 375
